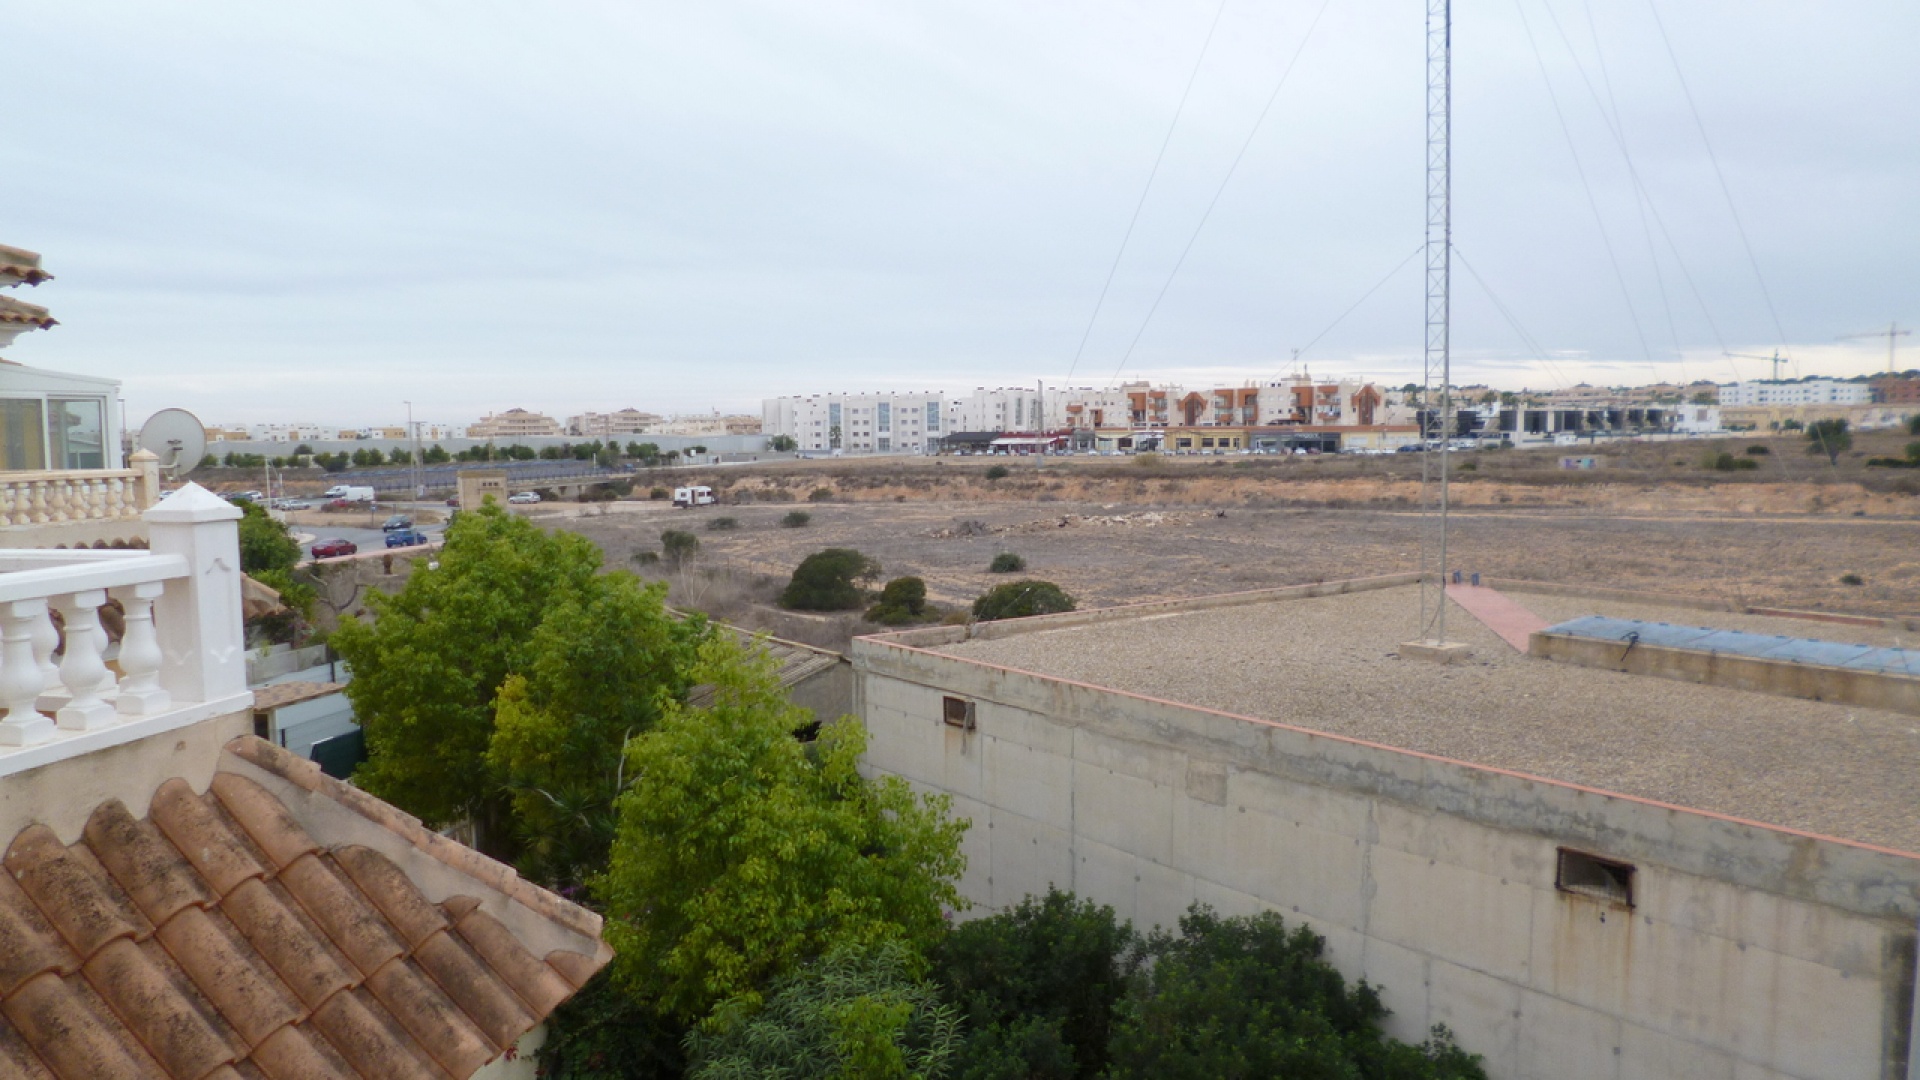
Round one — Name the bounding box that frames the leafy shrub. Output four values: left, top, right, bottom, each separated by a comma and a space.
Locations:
1710, 453, 1759, 472
632, 550, 661, 566
972, 580, 1075, 622
1840, 573, 1865, 586
781, 510, 812, 528
1456, 461, 1477, 472
1909, 414, 1920, 437
649, 487, 670, 500
808, 487, 835, 502
988, 552, 1027, 574
1104, 906, 1487, 1079
689, 942, 960, 1079
1746, 444, 1771, 456
707, 516, 738, 531
985, 464, 1011, 480
1132, 452, 1163, 469
936, 887, 1141, 1080
866, 576, 931, 625
660, 529, 700, 567
781, 548, 881, 610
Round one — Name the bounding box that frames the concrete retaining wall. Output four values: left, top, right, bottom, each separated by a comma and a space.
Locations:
854, 635, 1920, 1079
1531, 630, 1920, 717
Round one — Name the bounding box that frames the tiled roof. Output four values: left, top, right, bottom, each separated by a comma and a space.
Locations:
0, 735, 611, 1079
0, 294, 56, 328
0, 245, 51, 287
684, 625, 843, 709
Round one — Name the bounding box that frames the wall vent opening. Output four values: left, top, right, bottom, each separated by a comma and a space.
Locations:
941, 695, 976, 731
1557, 848, 1634, 907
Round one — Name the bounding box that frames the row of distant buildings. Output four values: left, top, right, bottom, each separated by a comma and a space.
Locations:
762, 372, 1920, 455
206, 407, 763, 444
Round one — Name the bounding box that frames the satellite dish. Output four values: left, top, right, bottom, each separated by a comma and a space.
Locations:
137, 409, 208, 477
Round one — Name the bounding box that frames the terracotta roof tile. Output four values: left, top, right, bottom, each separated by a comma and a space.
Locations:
150, 780, 269, 897
410, 930, 534, 1050
365, 959, 496, 1076
0, 1015, 58, 1079
3, 970, 166, 1080
448, 906, 574, 1017
210, 774, 322, 870
0, 735, 610, 1078
80, 936, 235, 1079
153, 907, 303, 1046
246, 1024, 355, 1080
309, 988, 444, 1080
331, 845, 447, 948
0, 873, 75, 998
217, 878, 356, 1011
84, 800, 214, 926
5, 825, 149, 958
545, 948, 604, 990
276, 854, 406, 978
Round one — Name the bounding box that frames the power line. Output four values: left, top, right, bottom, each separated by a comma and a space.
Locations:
1455, 246, 1578, 389
1062, 0, 1232, 383
1269, 244, 1423, 382
1645, 0, 1794, 370
1106, 0, 1338, 389
1513, 0, 1655, 369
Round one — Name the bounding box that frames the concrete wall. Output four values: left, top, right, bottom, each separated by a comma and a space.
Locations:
853, 634, 1920, 1080
1532, 630, 1920, 717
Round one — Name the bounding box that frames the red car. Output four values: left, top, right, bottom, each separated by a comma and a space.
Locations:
310, 538, 357, 559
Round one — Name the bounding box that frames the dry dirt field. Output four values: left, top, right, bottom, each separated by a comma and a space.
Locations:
549, 435, 1920, 650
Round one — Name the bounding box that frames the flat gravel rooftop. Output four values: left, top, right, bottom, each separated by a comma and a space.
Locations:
936, 585, 1920, 854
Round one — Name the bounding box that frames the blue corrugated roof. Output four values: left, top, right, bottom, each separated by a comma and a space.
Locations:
1541, 616, 1920, 677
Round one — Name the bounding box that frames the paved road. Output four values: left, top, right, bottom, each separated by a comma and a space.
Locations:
300, 514, 448, 560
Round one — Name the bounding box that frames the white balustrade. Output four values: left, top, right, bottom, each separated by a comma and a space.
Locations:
0, 469, 154, 528
0, 483, 250, 770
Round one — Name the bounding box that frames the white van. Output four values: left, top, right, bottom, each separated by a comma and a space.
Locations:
672, 486, 716, 508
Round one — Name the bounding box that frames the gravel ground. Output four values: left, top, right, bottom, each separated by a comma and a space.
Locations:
939, 584, 1920, 853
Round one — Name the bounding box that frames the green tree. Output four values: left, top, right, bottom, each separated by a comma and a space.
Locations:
599, 634, 967, 1020
689, 942, 962, 1080
1104, 906, 1486, 1080
236, 502, 300, 577
1805, 418, 1852, 465
388, 448, 413, 466
987, 553, 1026, 574
198, 454, 219, 470
330, 504, 603, 847
780, 548, 880, 610
972, 581, 1075, 622
866, 576, 930, 626
423, 443, 452, 464
486, 572, 707, 888
769, 434, 798, 452
935, 888, 1140, 1080
1907, 414, 1920, 437
661, 528, 701, 568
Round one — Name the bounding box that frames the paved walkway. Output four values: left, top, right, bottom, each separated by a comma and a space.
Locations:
1446, 583, 1550, 652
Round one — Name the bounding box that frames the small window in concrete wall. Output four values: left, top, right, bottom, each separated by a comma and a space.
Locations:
1557, 848, 1634, 907
941, 695, 975, 730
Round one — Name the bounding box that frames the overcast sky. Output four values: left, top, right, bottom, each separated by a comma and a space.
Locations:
8, 1, 1916, 427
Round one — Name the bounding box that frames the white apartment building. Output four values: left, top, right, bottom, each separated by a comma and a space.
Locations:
762, 392, 949, 454
567, 408, 661, 437
1720, 379, 1871, 406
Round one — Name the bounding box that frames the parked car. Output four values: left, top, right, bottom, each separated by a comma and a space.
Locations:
384, 528, 429, 548
382, 514, 414, 531
226, 490, 263, 503
310, 538, 357, 559
445, 496, 460, 507
273, 498, 313, 510
507, 491, 540, 504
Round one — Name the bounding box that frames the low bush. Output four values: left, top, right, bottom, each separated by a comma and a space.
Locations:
972, 580, 1075, 622
780, 548, 880, 611
866, 576, 932, 625
988, 552, 1027, 574
1840, 573, 1865, 586
706, 516, 738, 531
985, 464, 1011, 480
808, 487, 835, 502
649, 487, 669, 500
781, 510, 811, 528
1746, 444, 1771, 456
1709, 453, 1759, 472
660, 529, 699, 567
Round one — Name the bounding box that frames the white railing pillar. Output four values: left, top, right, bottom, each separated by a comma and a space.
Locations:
53, 590, 115, 730
129, 449, 162, 511
112, 581, 169, 715
144, 484, 246, 704
0, 599, 54, 746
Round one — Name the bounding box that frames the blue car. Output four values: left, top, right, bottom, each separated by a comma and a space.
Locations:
384, 528, 429, 548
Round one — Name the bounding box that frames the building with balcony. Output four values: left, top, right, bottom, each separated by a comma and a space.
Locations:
763, 392, 948, 454
566, 408, 660, 437
467, 409, 562, 439
0, 487, 607, 1076
1719, 379, 1872, 407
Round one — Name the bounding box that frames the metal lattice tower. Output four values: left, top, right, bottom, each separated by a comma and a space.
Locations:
1418, 0, 1453, 642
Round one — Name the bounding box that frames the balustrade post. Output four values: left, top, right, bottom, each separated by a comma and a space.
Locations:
28, 480, 48, 524
53, 590, 115, 730
112, 582, 169, 715
0, 599, 54, 746
145, 484, 247, 704
47, 479, 69, 524
130, 449, 162, 512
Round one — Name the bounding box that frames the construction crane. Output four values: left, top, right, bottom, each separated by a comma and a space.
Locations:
1838, 323, 1910, 373
1724, 350, 1788, 382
